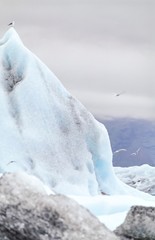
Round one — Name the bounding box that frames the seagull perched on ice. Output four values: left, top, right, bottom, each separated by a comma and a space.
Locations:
8, 21, 15, 27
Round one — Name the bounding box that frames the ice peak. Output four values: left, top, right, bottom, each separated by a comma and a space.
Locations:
0, 29, 122, 196
0, 28, 22, 46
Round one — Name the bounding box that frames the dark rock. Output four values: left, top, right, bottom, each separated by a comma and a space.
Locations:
115, 205, 155, 240
0, 172, 119, 240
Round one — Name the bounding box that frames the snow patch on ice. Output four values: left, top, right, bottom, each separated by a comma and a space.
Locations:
115, 164, 155, 195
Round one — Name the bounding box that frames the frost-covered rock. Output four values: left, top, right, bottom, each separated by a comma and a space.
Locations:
115, 205, 155, 240
0, 172, 119, 240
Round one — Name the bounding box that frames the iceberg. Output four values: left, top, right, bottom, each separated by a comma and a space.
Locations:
1, 29, 155, 232
0, 28, 113, 195
0, 28, 152, 198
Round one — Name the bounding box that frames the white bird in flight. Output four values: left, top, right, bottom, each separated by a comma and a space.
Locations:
115, 91, 125, 97
8, 21, 15, 27
113, 149, 127, 155
131, 147, 141, 156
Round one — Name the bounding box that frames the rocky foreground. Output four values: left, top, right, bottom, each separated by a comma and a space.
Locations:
115, 206, 155, 240
0, 172, 155, 240
0, 172, 118, 240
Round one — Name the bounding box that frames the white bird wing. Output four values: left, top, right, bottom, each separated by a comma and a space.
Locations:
131, 153, 136, 156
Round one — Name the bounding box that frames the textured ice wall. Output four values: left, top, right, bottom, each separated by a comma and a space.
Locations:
0, 28, 120, 196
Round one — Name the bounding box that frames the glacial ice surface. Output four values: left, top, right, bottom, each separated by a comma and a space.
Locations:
0, 28, 152, 199
1, 29, 155, 231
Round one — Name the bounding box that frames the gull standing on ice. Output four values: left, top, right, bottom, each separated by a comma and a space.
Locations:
8, 21, 15, 27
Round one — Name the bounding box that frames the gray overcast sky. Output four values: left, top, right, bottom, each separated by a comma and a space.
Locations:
0, 0, 154, 119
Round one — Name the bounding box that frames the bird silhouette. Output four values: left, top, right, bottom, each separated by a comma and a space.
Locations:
8, 21, 15, 27
115, 91, 125, 97
7, 160, 16, 166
